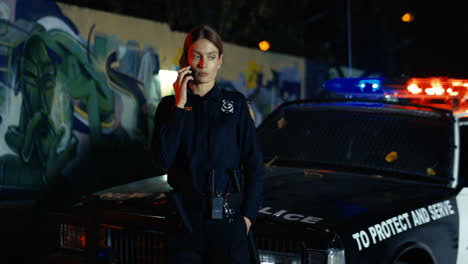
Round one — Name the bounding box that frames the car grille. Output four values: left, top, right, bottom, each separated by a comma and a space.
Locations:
306, 250, 328, 263
255, 235, 327, 264
60, 224, 167, 264
109, 228, 167, 264
256, 235, 303, 254
60, 225, 326, 264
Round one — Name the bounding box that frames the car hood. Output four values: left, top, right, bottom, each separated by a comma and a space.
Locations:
257, 166, 453, 231
87, 167, 454, 249
90, 167, 453, 228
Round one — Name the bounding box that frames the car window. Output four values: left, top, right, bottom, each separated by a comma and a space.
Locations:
258, 104, 454, 179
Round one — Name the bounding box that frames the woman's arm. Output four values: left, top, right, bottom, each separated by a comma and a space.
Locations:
152, 66, 193, 168
151, 96, 187, 168
239, 97, 265, 225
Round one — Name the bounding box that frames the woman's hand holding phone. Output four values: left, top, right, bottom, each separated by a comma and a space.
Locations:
174, 66, 194, 108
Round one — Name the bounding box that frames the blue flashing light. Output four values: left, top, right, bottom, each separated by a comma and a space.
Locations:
324, 77, 385, 94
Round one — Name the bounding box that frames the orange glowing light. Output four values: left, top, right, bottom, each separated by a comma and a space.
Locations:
430, 81, 445, 95
401, 12, 415, 23
435, 87, 445, 95
259, 40, 270, 51
406, 77, 468, 96
424, 86, 445, 96
407, 83, 422, 94
425, 88, 435, 95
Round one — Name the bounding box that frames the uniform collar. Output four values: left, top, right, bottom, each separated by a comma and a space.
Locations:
188, 84, 221, 102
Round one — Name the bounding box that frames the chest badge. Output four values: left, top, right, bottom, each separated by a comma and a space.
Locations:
221, 100, 234, 113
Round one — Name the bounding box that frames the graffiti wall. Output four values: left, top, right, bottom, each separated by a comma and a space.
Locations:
60, 3, 306, 125
0, 0, 305, 199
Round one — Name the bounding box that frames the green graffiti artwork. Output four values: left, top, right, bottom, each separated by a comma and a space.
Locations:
3, 31, 78, 186
0, 18, 157, 190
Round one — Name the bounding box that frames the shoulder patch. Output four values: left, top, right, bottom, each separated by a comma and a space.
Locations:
247, 101, 256, 123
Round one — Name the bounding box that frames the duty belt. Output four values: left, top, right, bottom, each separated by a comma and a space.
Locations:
178, 192, 243, 222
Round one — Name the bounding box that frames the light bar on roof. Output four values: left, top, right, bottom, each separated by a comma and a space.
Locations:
324, 78, 385, 94
406, 77, 468, 96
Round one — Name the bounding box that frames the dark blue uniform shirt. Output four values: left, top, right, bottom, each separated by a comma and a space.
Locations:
152, 85, 264, 222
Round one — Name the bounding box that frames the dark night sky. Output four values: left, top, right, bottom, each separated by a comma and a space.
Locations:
57, 0, 468, 78
303, 0, 468, 78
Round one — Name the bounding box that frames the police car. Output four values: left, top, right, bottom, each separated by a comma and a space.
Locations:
52, 77, 468, 264
252, 77, 468, 264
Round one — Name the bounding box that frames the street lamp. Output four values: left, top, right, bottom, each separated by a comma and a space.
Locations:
401, 12, 415, 23
259, 40, 271, 51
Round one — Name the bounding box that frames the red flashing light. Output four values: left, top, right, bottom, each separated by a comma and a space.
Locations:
407, 83, 422, 94
406, 77, 468, 96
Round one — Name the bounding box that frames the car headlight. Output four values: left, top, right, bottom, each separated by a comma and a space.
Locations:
326, 249, 345, 264
306, 249, 345, 264
258, 248, 345, 264
258, 250, 302, 264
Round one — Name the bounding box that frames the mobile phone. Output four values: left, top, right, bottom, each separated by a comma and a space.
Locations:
186, 67, 194, 86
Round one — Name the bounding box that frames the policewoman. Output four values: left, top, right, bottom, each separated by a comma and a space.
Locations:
152, 25, 264, 264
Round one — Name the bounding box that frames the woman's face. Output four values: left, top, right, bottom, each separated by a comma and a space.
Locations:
187, 38, 223, 85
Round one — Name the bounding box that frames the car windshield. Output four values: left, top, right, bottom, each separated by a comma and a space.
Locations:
258, 102, 454, 180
